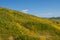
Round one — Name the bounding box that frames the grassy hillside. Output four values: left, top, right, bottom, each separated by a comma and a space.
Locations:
0, 8, 60, 40
48, 17, 60, 27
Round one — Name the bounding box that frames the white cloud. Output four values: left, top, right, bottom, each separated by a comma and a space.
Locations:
21, 9, 28, 13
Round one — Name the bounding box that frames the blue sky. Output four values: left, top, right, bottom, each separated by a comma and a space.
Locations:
0, 0, 60, 17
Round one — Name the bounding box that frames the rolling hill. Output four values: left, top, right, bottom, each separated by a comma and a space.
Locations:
0, 8, 60, 40
49, 17, 60, 22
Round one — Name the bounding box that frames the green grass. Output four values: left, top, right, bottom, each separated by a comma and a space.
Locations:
0, 8, 60, 40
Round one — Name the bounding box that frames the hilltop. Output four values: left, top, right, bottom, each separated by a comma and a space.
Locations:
0, 8, 60, 40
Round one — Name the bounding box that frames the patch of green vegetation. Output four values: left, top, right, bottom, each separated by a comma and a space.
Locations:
0, 8, 60, 40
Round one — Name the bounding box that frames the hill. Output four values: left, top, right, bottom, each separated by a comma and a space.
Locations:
49, 17, 60, 22
0, 8, 60, 40
48, 17, 60, 26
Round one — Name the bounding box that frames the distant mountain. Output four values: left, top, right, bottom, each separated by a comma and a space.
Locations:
0, 8, 60, 40
49, 17, 60, 19
49, 17, 60, 23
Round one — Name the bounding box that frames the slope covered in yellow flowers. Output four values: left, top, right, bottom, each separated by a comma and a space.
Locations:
0, 8, 60, 40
